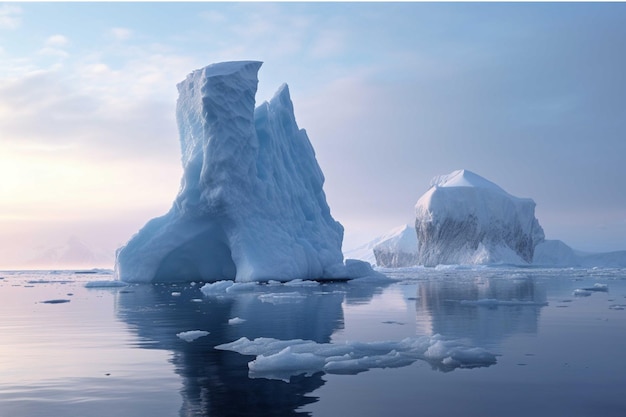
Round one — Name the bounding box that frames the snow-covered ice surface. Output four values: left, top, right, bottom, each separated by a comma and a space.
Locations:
116, 61, 371, 283
415, 170, 545, 266
2, 267, 626, 417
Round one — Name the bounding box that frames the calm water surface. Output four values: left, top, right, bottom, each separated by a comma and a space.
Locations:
1, 267, 625, 416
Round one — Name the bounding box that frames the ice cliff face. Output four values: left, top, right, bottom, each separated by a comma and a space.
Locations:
373, 225, 419, 268
415, 170, 545, 266
116, 61, 356, 283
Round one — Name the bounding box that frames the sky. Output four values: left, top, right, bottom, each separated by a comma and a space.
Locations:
1, 2, 625, 268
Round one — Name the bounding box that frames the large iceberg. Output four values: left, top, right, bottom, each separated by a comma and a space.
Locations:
116, 61, 364, 283
415, 169, 545, 266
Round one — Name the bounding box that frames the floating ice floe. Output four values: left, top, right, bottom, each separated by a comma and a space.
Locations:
228, 317, 247, 325
176, 330, 210, 342
200, 280, 259, 296
283, 279, 320, 287
215, 334, 497, 382
573, 289, 592, 297
580, 283, 608, 292
200, 280, 235, 295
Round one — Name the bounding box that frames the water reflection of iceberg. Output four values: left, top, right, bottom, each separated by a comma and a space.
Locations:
416, 275, 547, 345
115, 282, 371, 417
115, 278, 501, 416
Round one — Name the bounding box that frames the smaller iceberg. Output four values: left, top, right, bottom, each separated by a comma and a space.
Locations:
372, 225, 419, 268
415, 169, 545, 266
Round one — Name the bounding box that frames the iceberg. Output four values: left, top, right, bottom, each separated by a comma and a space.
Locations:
415, 169, 545, 266
372, 224, 419, 268
532, 239, 581, 267
533, 239, 626, 267
343, 225, 419, 267
116, 61, 366, 283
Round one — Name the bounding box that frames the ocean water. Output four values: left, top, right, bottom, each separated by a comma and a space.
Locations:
1, 267, 625, 416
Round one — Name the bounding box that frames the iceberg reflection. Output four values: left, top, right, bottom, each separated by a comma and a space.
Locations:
115, 281, 372, 416
416, 274, 547, 345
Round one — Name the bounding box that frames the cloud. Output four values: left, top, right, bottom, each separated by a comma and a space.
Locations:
309, 30, 345, 59
45, 34, 69, 47
109, 27, 132, 41
199, 10, 226, 23
37, 47, 69, 58
0, 60, 183, 162
0, 4, 21, 30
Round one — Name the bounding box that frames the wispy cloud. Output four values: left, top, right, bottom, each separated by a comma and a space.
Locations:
45, 34, 69, 47
0, 4, 21, 30
309, 30, 345, 59
199, 10, 226, 23
109, 27, 132, 41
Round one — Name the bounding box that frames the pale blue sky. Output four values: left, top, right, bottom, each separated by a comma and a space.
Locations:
1, 2, 625, 267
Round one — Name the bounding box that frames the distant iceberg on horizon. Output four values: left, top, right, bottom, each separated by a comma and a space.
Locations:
115, 61, 373, 283
345, 169, 626, 269
533, 239, 626, 268
372, 225, 419, 268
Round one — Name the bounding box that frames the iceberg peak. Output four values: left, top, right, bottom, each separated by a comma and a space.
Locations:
430, 169, 507, 194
